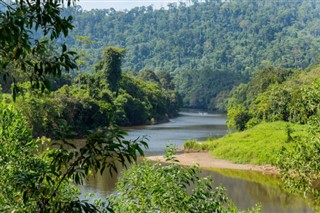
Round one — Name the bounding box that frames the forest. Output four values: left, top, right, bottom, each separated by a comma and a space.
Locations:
1, 0, 320, 212
64, 0, 320, 109
0, 46, 181, 137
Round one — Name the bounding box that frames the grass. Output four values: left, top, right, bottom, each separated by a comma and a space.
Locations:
183, 121, 308, 165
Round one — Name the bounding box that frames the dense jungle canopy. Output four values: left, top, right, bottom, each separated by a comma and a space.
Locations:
63, 0, 320, 109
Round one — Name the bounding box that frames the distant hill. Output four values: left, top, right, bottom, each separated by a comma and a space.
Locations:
64, 0, 320, 109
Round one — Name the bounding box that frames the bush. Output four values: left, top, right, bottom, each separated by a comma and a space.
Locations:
184, 140, 211, 151
104, 148, 260, 213
227, 105, 252, 131
276, 122, 320, 204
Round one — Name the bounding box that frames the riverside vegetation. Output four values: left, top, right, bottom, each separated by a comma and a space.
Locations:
184, 65, 320, 207
1, 0, 320, 212
1, 46, 181, 137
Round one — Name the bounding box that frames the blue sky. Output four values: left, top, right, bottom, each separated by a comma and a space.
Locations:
77, 0, 191, 11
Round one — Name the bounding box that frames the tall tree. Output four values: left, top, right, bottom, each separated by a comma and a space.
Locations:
95, 47, 125, 95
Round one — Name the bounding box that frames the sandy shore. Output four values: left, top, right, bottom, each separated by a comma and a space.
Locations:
146, 152, 279, 175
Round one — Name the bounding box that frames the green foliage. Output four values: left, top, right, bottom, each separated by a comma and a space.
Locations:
6, 48, 181, 136
95, 47, 126, 94
184, 121, 307, 165
69, 0, 320, 73
0, 0, 78, 99
64, 0, 320, 108
104, 147, 256, 213
245, 118, 260, 129
276, 120, 320, 202
227, 105, 252, 131
12, 84, 113, 137
115, 92, 149, 125
227, 83, 249, 110
247, 67, 293, 99
157, 70, 175, 90
139, 69, 160, 83
175, 68, 244, 109
0, 103, 84, 211
227, 66, 320, 129
184, 140, 210, 151
0, 102, 148, 212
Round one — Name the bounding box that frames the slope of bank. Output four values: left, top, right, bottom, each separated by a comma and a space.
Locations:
183, 121, 307, 165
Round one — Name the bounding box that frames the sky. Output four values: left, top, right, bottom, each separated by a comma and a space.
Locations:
77, 0, 191, 11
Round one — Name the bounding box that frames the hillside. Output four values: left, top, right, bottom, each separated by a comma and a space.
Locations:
64, 0, 320, 109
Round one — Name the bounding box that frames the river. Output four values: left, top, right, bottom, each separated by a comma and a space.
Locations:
79, 111, 313, 212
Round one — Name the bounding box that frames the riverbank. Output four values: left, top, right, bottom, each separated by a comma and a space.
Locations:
146, 151, 279, 175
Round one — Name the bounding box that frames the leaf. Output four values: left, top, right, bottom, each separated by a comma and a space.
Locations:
62, 44, 67, 52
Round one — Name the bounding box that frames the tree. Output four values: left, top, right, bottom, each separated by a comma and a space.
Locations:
227, 104, 252, 131
247, 67, 293, 99
139, 68, 160, 83
0, 0, 78, 98
0, 102, 148, 211
95, 47, 126, 95
157, 70, 175, 90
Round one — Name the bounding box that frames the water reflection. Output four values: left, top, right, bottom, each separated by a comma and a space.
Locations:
201, 169, 313, 212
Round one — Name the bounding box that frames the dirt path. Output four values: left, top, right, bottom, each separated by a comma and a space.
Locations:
146, 152, 279, 175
